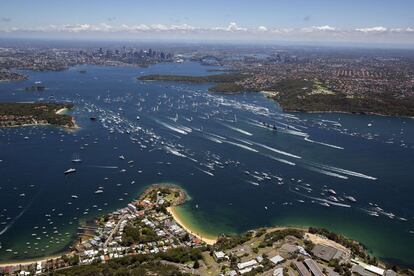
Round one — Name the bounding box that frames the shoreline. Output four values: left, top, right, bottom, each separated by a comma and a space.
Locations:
0, 121, 80, 130
0, 253, 63, 267
259, 91, 414, 119
166, 206, 217, 245
284, 108, 414, 119
0, 183, 410, 269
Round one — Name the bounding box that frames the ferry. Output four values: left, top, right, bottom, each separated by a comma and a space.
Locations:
64, 168, 76, 175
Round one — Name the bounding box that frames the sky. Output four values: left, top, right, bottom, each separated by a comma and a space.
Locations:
1, 0, 414, 45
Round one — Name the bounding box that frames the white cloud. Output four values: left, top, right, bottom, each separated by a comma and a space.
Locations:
302, 25, 336, 32
390, 27, 414, 33
315, 25, 336, 31
1, 22, 413, 44
356, 26, 387, 33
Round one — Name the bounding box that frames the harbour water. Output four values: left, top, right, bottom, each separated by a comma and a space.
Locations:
0, 62, 413, 266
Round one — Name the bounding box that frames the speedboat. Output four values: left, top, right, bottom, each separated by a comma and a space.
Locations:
327, 189, 336, 195
345, 196, 357, 202
64, 168, 76, 175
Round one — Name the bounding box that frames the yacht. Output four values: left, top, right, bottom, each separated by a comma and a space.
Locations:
328, 196, 339, 202
327, 189, 337, 195
344, 196, 357, 202
64, 168, 76, 175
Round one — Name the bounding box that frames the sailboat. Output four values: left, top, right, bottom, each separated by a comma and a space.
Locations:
71, 153, 82, 163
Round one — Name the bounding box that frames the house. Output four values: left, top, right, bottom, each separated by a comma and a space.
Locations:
352, 265, 378, 276
304, 259, 324, 276
256, 255, 263, 263
273, 267, 284, 276
227, 270, 237, 276
351, 259, 385, 276
384, 270, 397, 276
213, 251, 226, 261
270, 255, 284, 265
312, 244, 344, 262
127, 203, 137, 213
239, 267, 254, 274
237, 259, 258, 270
294, 261, 312, 276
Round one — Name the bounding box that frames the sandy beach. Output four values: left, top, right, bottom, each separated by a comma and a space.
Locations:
167, 206, 217, 245
55, 107, 68, 115
0, 254, 63, 267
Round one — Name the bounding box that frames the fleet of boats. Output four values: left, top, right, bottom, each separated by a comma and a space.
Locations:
0, 64, 412, 261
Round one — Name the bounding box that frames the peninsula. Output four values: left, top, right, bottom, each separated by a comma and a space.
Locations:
1, 184, 410, 275
138, 73, 414, 117
0, 103, 76, 128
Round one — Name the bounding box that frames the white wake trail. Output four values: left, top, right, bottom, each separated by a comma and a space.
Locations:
252, 141, 301, 159
222, 123, 253, 136
155, 119, 188, 135
224, 140, 258, 152
303, 165, 349, 179
264, 154, 296, 166
307, 161, 377, 180
304, 137, 344, 150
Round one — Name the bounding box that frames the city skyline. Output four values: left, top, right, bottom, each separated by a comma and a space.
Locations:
1, 0, 414, 45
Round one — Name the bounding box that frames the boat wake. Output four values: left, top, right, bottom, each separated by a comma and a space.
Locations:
251, 141, 301, 159
222, 123, 253, 136
304, 137, 344, 150
263, 154, 296, 166
303, 165, 349, 179
290, 187, 351, 208
224, 140, 258, 152
305, 161, 377, 180
155, 119, 188, 135
89, 165, 119, 169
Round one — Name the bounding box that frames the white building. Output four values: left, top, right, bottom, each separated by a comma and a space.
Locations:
237, 259, 258, 270
213, 251, 226, 260
270, 255, 284, 265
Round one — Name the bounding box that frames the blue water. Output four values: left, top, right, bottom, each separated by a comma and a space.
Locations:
0, 62, 413, 266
